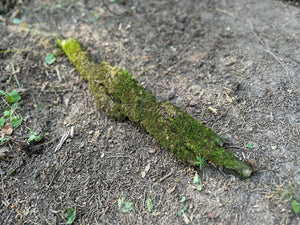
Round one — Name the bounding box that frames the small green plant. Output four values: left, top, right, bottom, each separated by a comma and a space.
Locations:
292, 200, 300, 214
281, 183, 296, 202
281, 183, 300, 214
246, 143, 253, 149
1, 89, 48, 146
0, 90, 21, 103
0, 90, 23, 135
26, 129, 49, 144
0, 137, 10, 145
88, 13, 100, 23
193, 172, 203, 192
146, 198, 154, 212
64, 207, 76, 224
118, 197, 133, 213
195, 156, 207, 170
177, 205, 187, 216
45, 53, 56, 65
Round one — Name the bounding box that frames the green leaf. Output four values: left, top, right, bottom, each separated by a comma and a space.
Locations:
10, 115, 22, 128
280, 184, 296, 201
88, 13, 100, 22
246, 143, 253, 149
0, 137, 10, 145
0, 117, 5, 129
12, 18, 21, 24
292, 200, 300, 214
0, 90, 7, 96
195, 156, 207, 170
146, 198, 154, 212
64, 207, 76, 224
109, 0, 119, 2
177, 206, 187, 217
27, 130, 48, 144
45, 54, 56, 65
4, 110, 11, 118
130, 5, 136, 10
196, 184, 203, 192
193, 172, 201, 184
118, 197, 133, 213
7, 91, 21, 103
180, 196, 186, 202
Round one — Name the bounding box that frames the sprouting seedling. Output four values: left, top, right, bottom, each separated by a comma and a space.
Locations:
195, 156, 207, 170
0, 90, 23, 130
64, 207, 76, 224
118, 197, 133, 213
26, 128, 49, 144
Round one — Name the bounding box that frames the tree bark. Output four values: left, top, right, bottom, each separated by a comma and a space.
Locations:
57, 38, 253, 178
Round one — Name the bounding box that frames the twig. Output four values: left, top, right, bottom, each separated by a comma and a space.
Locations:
159, 171, 173, 182
261, 48, 293, 87
10, 63, 20, 88
216, 8, 235, 18
56, 67, 61, 82
248, 20, 294, 88
47, 155, 69, 188
54, 132, 69, 152
106, 155, 130, 159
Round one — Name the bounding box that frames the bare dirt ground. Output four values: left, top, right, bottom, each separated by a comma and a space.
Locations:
0, 0, 300, 224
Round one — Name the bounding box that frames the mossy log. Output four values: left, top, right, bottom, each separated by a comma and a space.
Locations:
56, 38, 253, 178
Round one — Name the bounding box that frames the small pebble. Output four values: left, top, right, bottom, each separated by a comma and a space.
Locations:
189, 100, 197, 106
167, 90, 176, 100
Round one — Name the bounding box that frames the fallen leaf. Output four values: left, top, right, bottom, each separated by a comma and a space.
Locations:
0, 123, 13, 136
141, 164, 151, 178
167, 185, 176, 194
248, 159, 258, 172
225, 93, 233, 103
182, 213, 190, 224
208, 106, 218, 115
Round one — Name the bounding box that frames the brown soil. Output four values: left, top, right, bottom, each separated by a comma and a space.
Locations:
0, 0, 299, 224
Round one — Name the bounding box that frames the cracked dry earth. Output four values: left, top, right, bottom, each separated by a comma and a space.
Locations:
0, 0, 300, 224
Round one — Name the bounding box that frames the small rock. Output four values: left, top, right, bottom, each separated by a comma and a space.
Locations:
167, 90, 176, 100
207, 212, 215, 219
189, 100, 198, 107
148, 148, 156, 153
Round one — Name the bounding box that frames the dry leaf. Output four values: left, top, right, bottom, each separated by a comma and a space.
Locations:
207, 212, 215, 219
167, 184, 176, 194
225, 93, 233, 103
248, 159, 258, 172
0, 123, 13, 136
208, 106, 218, 115
182, 213, 190, 224
141, 164, 151, 178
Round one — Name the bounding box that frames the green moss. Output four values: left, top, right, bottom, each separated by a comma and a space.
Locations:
57, 38, 253, 178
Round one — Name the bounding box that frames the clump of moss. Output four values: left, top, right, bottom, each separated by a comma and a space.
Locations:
56, 38, 253, 178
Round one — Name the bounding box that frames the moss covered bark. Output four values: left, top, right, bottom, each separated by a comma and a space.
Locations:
56, 38, 253, 178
